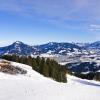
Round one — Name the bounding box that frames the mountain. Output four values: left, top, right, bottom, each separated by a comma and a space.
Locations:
1, 41, 100, 56
74, 42, 90, 47
86, 41, 100, 49
0, 41, 82, 56
35, 42, 82, 55
0, 41, 36, 56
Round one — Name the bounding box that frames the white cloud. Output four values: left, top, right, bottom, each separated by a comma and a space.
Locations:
0, 0, 98, 20
0, 0, 100, 31
0, 41, 10, 47
89, 24, 100, 31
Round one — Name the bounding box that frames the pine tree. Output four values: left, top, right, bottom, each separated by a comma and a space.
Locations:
1, 55, 67, 83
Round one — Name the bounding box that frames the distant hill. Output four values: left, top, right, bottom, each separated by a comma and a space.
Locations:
0, 41, 82, 56
0, 41, 100, 56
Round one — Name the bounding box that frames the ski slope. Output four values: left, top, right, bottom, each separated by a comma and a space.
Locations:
0, 61, 100, 100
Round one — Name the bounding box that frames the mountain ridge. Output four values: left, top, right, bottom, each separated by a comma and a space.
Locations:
0, 41, 100, 56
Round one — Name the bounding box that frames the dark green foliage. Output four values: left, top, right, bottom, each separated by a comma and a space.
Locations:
1, 55, 67, 83
66, 62, 100, 81
94, 72, 100, 81
73, 73, 95, 80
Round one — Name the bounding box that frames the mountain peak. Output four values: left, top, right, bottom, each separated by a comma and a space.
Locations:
48, 42, 57, 45
93, 41, 100, 44
14, 41, 23, 44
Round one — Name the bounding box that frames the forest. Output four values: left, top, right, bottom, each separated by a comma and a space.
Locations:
1, 55, 67, 83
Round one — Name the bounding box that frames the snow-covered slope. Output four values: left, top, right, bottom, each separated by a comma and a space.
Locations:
0, 41, 36, 55
0, 41, 82, 55
2, 41, 100, 56
0, 61, 100, 100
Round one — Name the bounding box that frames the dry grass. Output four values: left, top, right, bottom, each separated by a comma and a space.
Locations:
0, 60, 27, 75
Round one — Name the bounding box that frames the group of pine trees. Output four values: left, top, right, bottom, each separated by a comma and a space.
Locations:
1, 55, 67, 83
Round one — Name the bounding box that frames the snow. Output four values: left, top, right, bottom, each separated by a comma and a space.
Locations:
59, 62, 68, 65
47, 50, 54, 54
40, 53, 55, 57
59, 50, 66, 53
0, 61, 100, 100
15, 41, 22, 44
81, 71, 91, 74
97, 70, 100, 72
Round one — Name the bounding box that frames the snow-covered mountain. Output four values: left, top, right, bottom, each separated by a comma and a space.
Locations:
35, 42, 82, 55
0, 41, 36, 55
73, 42, 90, 47
86, 41, 100, 49
0, 41, 100, 56
0, 60, 100, 100
0, 41, 82, 56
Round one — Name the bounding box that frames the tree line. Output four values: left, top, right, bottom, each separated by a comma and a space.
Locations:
1, 55, 67, 83
66, 62, 100, 81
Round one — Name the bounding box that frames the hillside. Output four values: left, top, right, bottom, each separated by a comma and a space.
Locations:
0, 61, 100, 100
0, 41, 82, 55
1, 41, 100, 56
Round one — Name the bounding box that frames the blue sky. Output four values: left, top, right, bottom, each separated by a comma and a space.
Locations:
0, 0, 100, 46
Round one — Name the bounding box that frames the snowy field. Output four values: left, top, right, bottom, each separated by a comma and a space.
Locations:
0, 62, 100, 100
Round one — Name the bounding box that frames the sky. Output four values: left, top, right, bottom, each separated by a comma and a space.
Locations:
0, 0, 100, 46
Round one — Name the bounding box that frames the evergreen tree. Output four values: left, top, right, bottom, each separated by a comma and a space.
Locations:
1, 55, 67, 83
